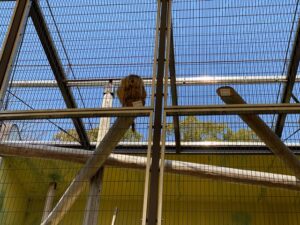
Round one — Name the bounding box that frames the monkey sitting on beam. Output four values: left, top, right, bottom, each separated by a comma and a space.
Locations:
117, 74, 146, 132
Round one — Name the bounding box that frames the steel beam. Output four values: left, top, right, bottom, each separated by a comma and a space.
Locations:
0, 0, 31, 106
218, 86, 300, 179
0, 107, 152, 120
0, 103, 298, 121
8, 76, 300, 88
147, 0, 169, 224
166, 103, 300, 116
169, 24, 181, 153
29, 0, 90, 148
275, 17, 300, 137
2, 140, 300, 155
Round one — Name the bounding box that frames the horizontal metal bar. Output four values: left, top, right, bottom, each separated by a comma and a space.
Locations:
3, 140, 300, 147
8, 76, 300, 88
0, 107, 152, 120
2, 140, 300, 155
1, 104, 298, 121
2, 143, 300, 191
166, 104, 300, 116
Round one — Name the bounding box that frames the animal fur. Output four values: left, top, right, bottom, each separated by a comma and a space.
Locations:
117, 74, 146, 132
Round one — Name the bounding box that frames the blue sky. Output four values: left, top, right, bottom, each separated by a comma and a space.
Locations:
1, 0, 300, 143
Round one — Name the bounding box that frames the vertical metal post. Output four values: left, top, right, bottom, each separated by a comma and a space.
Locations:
158, 1, 172, 224
0, 0, 31, 108
82, 81, 113, 225
141, 0, 161, 223
147, 0, 170, 224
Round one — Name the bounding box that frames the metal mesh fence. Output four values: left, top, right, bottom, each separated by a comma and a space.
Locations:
0, 0, 300, 225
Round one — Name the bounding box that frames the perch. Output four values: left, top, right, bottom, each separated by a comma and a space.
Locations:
217, 86, 300, 179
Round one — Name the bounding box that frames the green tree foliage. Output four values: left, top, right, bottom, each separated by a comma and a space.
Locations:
54, 127, 143, 142
167, 116, 259, 142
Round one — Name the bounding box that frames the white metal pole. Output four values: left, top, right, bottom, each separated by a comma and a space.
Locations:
41, 182, 57, 222
82, 81, 114, 225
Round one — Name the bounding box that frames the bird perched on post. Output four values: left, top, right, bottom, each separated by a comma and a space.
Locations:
117, 74, 146, 132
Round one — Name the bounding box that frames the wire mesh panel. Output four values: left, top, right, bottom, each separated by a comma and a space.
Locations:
0, 115, 150, 225
161, 0, 300, 224
1, 0, 300, 224
0, 1, 16, 48
162, 154, 300, 225
171, 0, 300, 106
162, 115, 300, 225
0, 0, 156, 224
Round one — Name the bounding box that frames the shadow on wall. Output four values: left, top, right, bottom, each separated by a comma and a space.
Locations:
232, 211, 252, 225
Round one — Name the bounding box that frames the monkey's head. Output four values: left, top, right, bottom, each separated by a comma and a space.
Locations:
117, 74, 146, 107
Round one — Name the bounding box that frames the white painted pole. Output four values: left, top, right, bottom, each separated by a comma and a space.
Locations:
41, 182, 57, 222
110, 207, 119, 225
82, 81, 113, 225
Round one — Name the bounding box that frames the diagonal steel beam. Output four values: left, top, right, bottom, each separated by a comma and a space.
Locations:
169, 23, 181, 153
218, 86, 300, 179
275, 17, 300, 137
0, 0, 31, 107
29, 0, 90, 148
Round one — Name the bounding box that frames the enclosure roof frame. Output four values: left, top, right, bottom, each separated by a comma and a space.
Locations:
275, 16, 300, 137
0, 0, 31, 106
169, 23, 181, 153
29, 0, 90, 149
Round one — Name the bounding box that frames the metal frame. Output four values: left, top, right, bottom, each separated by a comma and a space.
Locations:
2, 140, 300, 154
169, 23, 181, 153
2, 0, 300, 224
8, 76, 300, 88
29, 0, 90, 148
141, 0, 161, 222
147, 0, 169, 224
275, 16, 300, 137
0, 107, 152, 120
0, 0, 31, 107
166, 103, 300, 116
217, 86, 300, 179
82, 81, 114, 225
